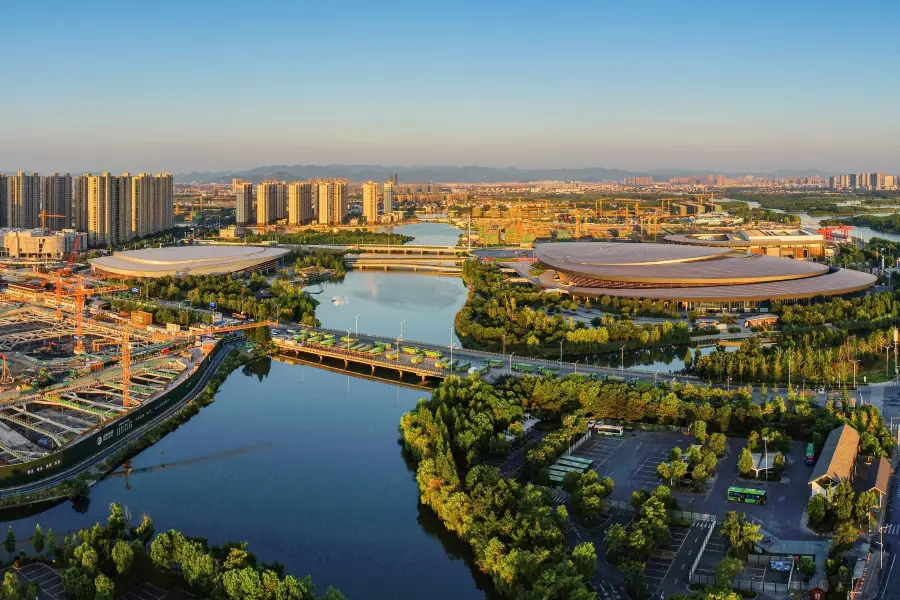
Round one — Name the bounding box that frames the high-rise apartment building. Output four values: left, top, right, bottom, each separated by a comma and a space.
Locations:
257, 182, 287, 225
73, 175, 90, 232
383, 181, 394, 214
316, 181, 348, 226
288, 181, 313, 225
132, 173, 174, 237
362, 181, 378, 223
41, 173, 73, 230
10, 171, 41, 229
87, 173, 133, 247
234, 181, 254, 225
0, 175, 8, 228
390, 173, 399, 186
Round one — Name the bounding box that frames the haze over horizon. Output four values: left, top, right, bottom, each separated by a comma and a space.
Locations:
4, 0, 898, 174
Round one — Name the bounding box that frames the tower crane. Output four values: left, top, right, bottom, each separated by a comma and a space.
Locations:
38, 210, 67, 230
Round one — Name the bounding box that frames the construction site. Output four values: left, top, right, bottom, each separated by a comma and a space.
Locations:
0, 249, 274, 485
463, 194, 724, 246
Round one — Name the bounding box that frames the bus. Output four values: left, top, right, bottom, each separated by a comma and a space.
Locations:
423, 350, 443, 359
726, 486, 767, 505
486, 359, 504, 368
512, 363, 537, 373
402, 346, 419, 355
805, 443, 816, 466
595, 424, 624, 437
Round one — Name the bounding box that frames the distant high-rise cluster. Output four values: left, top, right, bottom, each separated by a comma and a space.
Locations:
0, 171, 173, 247
828, 172, 898, 191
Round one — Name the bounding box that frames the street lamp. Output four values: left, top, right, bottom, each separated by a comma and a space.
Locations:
620, 346, 625, 374
502, 333, 506, 356
884, 344, 892, 378
574, 360, 578, 375
449, 328, 454, 368
849, 359, 859, 389
762, 436, 769, 481
559, 340, 563, 368
509, 352, 515, 374
354, 314, 360, 337
398, 320, 405, 344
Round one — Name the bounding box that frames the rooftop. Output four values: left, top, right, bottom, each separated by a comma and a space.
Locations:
809, 424, 860, 485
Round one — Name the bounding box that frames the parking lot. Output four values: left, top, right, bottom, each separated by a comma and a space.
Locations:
2, 563, 64, 600
119, 582, 196, 600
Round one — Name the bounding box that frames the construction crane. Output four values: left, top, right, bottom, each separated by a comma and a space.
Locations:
61, 236, 81, 276
38, 210, 67, 230
73, 276, 129, 354
121, 326, 136, 407
0, 353, 13, 385
153, 320, 279, 342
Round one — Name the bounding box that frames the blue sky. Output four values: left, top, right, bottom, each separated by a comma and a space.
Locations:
3, 0, 898, 173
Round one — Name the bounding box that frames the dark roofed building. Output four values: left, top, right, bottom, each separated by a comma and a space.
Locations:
808, 424, 860, 497
853, 455, 893, 508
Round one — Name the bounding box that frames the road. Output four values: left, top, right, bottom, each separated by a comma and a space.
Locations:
0, 341, 237, 499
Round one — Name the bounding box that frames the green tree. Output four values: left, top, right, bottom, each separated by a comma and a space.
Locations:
720, 511, 762, 558
737, 447, 754, 476
2, 572, 21, 600
855, 490, 878, 522
33, 523, 44, 555
572, 542, 597, 582
693, 420, 707, 444
135, 514, 154, 547
606, 523, 627, 558
797, 556, 816, 579
112, 540, 134, 576
714, 556, 744, 589
831, 482, 855, 521
832, 522, 859, 549
62, 567, 94, 600
106, 503, 126, 539
708, 433, 727, 457
4, 526, 15, 562
683, 348, 693, 370
806, 495, 826, 524
94, 574, 115, 600
46, 529, 57, 560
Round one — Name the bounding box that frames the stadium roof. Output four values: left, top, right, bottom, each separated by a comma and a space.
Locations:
90, 244, 290, 278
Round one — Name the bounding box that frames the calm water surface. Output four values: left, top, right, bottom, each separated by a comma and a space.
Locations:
2, 224, 490, 599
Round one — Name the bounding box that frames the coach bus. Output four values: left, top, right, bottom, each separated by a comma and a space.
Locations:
595, 424, 624, 437
726, 486, 767, 505
805, 443, 816, 466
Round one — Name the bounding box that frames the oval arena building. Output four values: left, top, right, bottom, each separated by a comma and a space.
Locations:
90, 245, 290, 279
529, 242, 876, 311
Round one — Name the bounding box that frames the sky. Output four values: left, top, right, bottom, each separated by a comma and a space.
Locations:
3, 0, 899, 174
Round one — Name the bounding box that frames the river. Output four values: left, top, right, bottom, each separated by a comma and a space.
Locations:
2, 223, 493, 600
740, 199, 900, 243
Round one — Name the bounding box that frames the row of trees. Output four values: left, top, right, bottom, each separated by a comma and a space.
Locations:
399, 376, 597, 599
455, 261, 691, 356
9, 503, 343, 600
774, 291, 900, 331
244, 229, 412, 246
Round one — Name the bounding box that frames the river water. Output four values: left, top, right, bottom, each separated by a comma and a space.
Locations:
2, 223, 491, 600
740, 200, 900, 243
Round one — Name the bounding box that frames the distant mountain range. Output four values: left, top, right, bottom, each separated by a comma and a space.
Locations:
172, 165, 837, 184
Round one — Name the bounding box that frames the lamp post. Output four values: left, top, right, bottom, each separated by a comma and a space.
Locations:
559, 340, 563, 368
849, 359, 859, 389
449, 328, 454, 368
763, 436, 769, 481
884, 344, 892, 378
398, 320, 405, 345
574, 360, 578, 375
502, 333, 506, 356
354, 314, 360, 337
509, 352, 515, 374
346, 328, 351, 349
620, 346, 625, 374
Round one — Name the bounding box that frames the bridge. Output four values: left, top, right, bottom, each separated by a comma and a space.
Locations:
307, 244, 469, 256
271, 326, 700, 385
343, 254, 464, 274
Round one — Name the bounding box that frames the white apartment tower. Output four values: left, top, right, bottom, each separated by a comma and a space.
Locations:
257, 182, 287, 225
288, 181, 313, 225
316, 181, 348, 226
383, 181, 394, 214
87, 173, 133, 247
362, 181, 378, 223
10, 171, 41, 229
41, 173, 73, 230
131, 173, 174, 237
73, 175, 90, 232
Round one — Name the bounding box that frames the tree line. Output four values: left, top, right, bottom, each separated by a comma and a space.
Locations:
3, 504, 342, 600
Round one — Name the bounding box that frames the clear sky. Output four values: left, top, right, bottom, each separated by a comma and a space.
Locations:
3, 0, 898, 174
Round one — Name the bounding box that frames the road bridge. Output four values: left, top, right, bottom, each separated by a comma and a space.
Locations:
308, 244, 469, 256
272, 326, 700, 385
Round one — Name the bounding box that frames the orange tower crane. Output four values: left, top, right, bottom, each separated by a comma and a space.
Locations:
121, 326, 136, 407
73, 276, 129, 354
0, 353, 13, 385
38, 210, 67, 230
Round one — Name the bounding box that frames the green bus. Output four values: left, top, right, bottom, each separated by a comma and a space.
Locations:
486, 359, 504, 368
805, 443, 816, 466
726, 486, 767, 505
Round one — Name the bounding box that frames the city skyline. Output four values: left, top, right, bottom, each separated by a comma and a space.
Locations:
3, 0, 898, 173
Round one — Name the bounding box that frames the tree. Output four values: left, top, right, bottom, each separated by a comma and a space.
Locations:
94, 574, 115, 600
4, 526, 15, 562
46, 529, 57, 560
62, 567, 94, 600
737, 447, 754, 476
708, 433, 727, 457
2, 572, 20, 600
855, 490, 878, 522
831, 482, 855, 521
714, 556, 744, 589
683, 348, 693, 370
606, 523, 627, 558
832, 522, 859, 549
797, 556, 816, 579
107, 503, 126, 539
33, 523, 44, 555
720, 511, 762, 558
806, 495, 826, 524
693, 420, 707, 444
112, 540, 134, 576
572, 543, 597, 582
135, 513, 154, 547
